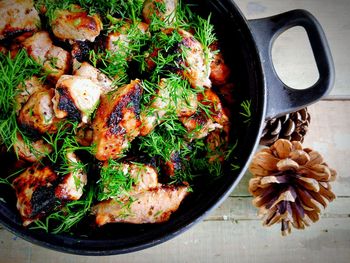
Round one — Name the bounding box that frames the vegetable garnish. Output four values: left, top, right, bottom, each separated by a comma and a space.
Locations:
0, 0, 246, 233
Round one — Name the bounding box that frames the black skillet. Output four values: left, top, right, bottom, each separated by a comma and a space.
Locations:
0, 0, 334, 255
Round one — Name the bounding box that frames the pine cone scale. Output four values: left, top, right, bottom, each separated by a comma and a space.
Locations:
261, 108, 311, 146
249, 139, 337, 235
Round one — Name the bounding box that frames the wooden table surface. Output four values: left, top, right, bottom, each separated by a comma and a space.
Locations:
1, 0, 350, 262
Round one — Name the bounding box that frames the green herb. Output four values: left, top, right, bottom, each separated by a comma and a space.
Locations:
30, 185, 95, 234
0, 50, 44, 150
0, 168, 26, 186
240, 100, 252, 124
97, 159, 137, 201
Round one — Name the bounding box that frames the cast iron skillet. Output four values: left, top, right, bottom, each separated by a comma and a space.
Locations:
0, 0, 334, 255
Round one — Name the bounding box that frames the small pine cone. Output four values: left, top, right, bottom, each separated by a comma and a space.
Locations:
260, 108, 311, 146
249, 139, 337, 235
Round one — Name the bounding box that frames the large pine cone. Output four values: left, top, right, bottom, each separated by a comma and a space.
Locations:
260, 108, 310, 146
249, 139, 336, 235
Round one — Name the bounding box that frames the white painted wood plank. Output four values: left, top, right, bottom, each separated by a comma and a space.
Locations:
235, 0, 350, 97
1, 217, 349, 263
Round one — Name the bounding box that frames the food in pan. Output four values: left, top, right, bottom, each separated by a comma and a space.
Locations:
0, 0, 237, 233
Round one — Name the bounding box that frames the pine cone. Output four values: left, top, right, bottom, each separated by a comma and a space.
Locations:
249, 139, 337, 235
260, 108, 310, 146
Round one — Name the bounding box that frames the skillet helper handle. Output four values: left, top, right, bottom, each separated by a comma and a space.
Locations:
248, 9, 335, 120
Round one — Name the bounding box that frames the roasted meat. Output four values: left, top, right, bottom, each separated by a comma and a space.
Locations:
140, 78, 197, 136
13, 158, 87, 226
100, 162, 159, 199
75, 124, 93, 146
73, 61, 114, 94
15, 76, 49, 113
149, 29, 211, 88
18, 88, 59, 135
51, 5, 103, 43
13, 133, 52, 162
93, 185, 188, 226
21, 31, 71, 83
53, 75, 101, 123
13, 165, 59, 226
179, 89, 229, 140
55, 152, 87, 201
209, 43, 231, 86
142, 0, 178, 24
92, 79, 142, 161
106, 19, 149, 55
0, 0, 40, 40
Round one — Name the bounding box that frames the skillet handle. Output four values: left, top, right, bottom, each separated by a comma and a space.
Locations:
248, 9, 335, 120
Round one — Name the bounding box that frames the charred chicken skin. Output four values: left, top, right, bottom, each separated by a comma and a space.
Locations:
92, 79, 142, 161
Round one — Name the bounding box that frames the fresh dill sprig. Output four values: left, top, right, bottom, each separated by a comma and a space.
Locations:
0, 168, 26, 186
30, 185, 95, 234
240, 100, 252, 124
97, 159, 137, 201
0, 50, 44, 149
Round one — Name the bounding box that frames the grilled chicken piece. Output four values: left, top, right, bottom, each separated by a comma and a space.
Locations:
142, 0, 177, 24
18, 89, 59, 136
106, 19, 149, 55
73, 62, 114, 94
71, 41, 91, 62
51, 5, 103, 43
92, 79, 142, 161
22, 31, 71, 83
55, 152, 87, 201
13, 165, 59, 226
210, 43, 231, 86
13, 159, 87, 226
53, 75, 101, 123
140, 78, 197, 136
206, 128, 229, 163
0, 0, 40, 40
93, 185, 188, 226
149, 29, 211, 88
200, 88, 230, 127
13, 133, 52, 162
177, 29, 212, 89
163, 151, 183, 177
75, 124, 93, 146
15, 76, 49, 113
100, 162, 159, 199
179, 89, 229, 140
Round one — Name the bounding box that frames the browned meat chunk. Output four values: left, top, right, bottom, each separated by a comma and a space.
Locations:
206, 128, 229, 163
149, 29, 211, 88
93, 185, 188, 226
51, 5, 102, 43
179, 89, 229, 140
140, 78, 197, 136
99, 162, 159, 200
13, 160, 87, 226
53, 75, 101, 123
13, 133, 52, 162
209, 42, 231, 86
0, 0, 40, 40
142, 0, 177, 24
73, 62, 114, 94
15, 76, 49, 114
92, 80, 142, 161
106, 20, 149, 55
55, 152, 87, 201
22, 31, 71, 83
75, 124, 93, 146
18, 89, 59, 135
13, 165, 59, 226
